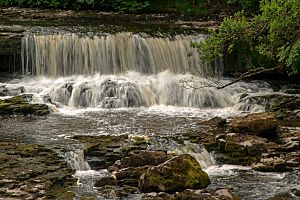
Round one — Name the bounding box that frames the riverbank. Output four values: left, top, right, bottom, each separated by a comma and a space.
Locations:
0, 7, 220, 31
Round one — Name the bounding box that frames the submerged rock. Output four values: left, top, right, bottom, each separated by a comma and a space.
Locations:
267, 192, 298, 200
229, 112, 278, 138
0, 84, 25, 96
0, 94, 50, 116
139, 154, 210, 193
142, 189, 241, 200
94, 176, 116, 187
214, 189, 240, 200
174, 190, 215, 200
142, 192, 176, 200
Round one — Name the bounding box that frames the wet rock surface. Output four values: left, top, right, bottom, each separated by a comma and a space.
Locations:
214, 133, 268, 165
182, 114, 300, 172
141, 189, 240, 200
0, 101, 299, 199
139, 154, 211, 193
241, 94, 300, 120
72, 134, 243, 199
229, 112, 278, 138
73, 134, 149, 170
0, 142, 76, 199
0, 94, 50, 116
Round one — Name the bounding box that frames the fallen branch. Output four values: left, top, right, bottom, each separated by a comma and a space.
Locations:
180, 66, 282, 90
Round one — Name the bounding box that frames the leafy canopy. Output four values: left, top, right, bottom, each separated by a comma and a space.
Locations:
194, 0, 300, 74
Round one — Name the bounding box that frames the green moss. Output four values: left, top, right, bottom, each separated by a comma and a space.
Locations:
140, 154, 210, 192
0, 95, 50, 116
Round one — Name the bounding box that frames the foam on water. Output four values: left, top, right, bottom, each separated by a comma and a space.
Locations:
2, 71, 272, 115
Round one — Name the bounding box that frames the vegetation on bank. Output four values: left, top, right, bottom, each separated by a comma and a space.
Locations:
194, 0, 300, 77
0, 0, 259, 14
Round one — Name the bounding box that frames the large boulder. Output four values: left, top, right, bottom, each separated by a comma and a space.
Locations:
139, 154, 210, 193
107, 151, 174, 188
229, 112, 278, 138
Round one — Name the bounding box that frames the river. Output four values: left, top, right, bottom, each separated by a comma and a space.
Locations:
0, 29, 299, 199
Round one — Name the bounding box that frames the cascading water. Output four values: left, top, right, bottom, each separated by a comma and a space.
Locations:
148, 139, 216, 169
65, 150, 91, 171
2, 30, 297, 200
21, 33, 221, 76
13, 32, 272, 111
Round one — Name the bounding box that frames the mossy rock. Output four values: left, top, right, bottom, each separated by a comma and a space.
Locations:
139, 154, 210, 193
244, 94, 300, 120
0, 94, 50, 116
0, 142, 76, 199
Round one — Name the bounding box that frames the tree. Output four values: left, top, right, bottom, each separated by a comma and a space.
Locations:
192, 0, 300, 88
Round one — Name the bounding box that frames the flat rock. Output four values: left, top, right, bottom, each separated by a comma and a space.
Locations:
229, 112, 278, 138
0, 142, 76, 199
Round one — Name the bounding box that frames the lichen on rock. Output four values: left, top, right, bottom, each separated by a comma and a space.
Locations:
139, 154, 210, 193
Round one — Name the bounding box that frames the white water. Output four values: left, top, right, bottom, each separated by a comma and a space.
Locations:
2, 71, 272, 112
169, 141, 217, 169
3, 32, 292, 199
21, 33, 220, 77
65, 150, 91, 171
14, 32, 273, 112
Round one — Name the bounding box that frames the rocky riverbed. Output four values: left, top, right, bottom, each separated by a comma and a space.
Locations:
0, 91, 300, 199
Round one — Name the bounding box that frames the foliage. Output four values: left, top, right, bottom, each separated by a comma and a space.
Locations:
142, 0, 210, 16
111, 0, 149, 13
194, 0, 300, 75
224, 0, 260, 15
0, 0, 150, 12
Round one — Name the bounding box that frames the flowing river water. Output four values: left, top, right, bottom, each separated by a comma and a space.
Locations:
1, 31, 299, 199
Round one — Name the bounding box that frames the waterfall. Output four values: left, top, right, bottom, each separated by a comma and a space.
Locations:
15, 32, 272, 110
171, 141, 217, 169
21, 33, 222, 77
148, 139, 216, 169
65, 150, 91, 171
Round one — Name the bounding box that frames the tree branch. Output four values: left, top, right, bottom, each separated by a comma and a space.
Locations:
180, 66, 282, 90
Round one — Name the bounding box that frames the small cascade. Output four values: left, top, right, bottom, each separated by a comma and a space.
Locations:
65, 150, 91, 171
21, 33, 221, 77
13, 72, 252, 109
171, 141, 217, 169
148, 138, 216, 169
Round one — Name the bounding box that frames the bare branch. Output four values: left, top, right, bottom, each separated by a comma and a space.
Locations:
180, 65, 282, 90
